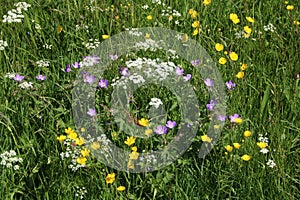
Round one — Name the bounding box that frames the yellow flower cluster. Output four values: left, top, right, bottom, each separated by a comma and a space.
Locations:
189, 9, 200, 36
57, 127, 91, 165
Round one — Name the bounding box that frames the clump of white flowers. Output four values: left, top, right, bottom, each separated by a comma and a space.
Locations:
82, 39, 100, 49
263, 23, 276, 32
0, 40, 8, 51
0, 150, 23, 170
2, 2, 31, 23
36, 60, 50, 67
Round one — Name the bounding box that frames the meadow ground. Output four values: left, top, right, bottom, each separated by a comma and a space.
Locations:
0, 0, 299, 199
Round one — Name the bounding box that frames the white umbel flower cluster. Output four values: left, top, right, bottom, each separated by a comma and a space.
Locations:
0, 150, 23, 170
2, 2, 31, 23
0, 40, 8, 51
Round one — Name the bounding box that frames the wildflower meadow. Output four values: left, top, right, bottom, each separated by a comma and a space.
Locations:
0, 0, 299, 199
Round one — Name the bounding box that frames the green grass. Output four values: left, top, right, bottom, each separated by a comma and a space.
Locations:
0, 0, 299, 199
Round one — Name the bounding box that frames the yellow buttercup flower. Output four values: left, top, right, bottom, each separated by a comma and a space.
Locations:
192, 20, 200, 28
215, 43, 224, 51
68, 131, 78, 140
214, 125, 220, 129
201, 135, 212, 143
192, 29, 199, 36
117, 186, 126, 191
219, 57, 227, 65
145, 33, 150, 39
241, 154, 251, 161
102, 35, 110, 40
293, 21, 300, 25
233, 143, 241, 149
129, 151, 139, 160
75, 137, 85, 146
191, 10, 198, 18
182, 33, 189, 42
225, 145, 233, 152
244, 130, 252, 137
131, 146, 137, 152
257, 142, 268, 149
138, 118, 149, 127
286, 5, 294, 10
241, 63, 248, 70
76, 157, 87, 165
127, 160, 134, 169
105, 173, 116, 184
230, 13, 240, 24
65, 127, 74, 135
147, 15, 153, 20
235, 118, 243, 124
91, 141, 100, 150
203, 0, 211, 5
229, 52, 238, 61
124, 136, 136, 146
236, 71, 245, 79
246, 17, 255, 23
188, 9, 194, 15
57, 135, 66, 142
145, 129, 153, 136
244, 26, 252, 34
81, 148, 90, 157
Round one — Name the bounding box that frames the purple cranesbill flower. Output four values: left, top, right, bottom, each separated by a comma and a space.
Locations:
155, 125, 168, 135
65, 64, 71, 73
206, 99, 217, 111
72, 62, 80, 68
87, 108, 97, 117
36, 75, 46, 81
226, 80, 236, 90
166, 120, 177, 129
83, 55, 100, 66
98, 79, 108, 88
183, 74, 192, 81
217, 115, 227, 122
204, 78, 214, 87
175, 67, 184, 75
191, 59, 200, 66
229, 114, 240, 123
83, 74, 97, 85
14, 74, 25, 82
109, 54, 118, 60
119, 67, 130, 77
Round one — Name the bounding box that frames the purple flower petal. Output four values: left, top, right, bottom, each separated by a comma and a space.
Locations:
119, 67, 130, 77
217, 115, 227, 122
14, 74, 25, 82
204, 78, 214, 87
183, 74, 191, 81
175, 67, 184, 76
98, 79, 108, 88
87, 108, 97, 117
166, 120, 177, 129
229, 114, 240, 123
65, 64, 71, 73
206, 99, 217, 111
72, 62, 80, 69
191, 59, 200, 66
226, 80, 236, 90
155, 125, 168, 135
36, 75, 46, 81
83, 74, 96, 85
109, 54, 118, 60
